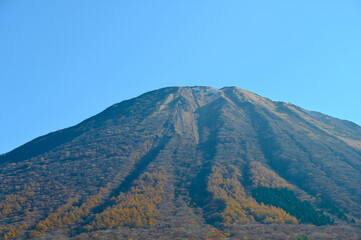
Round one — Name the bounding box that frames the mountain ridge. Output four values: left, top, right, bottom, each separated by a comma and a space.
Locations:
2, 86, 361, 158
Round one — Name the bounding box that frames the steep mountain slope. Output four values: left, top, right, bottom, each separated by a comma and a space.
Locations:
0, 86, 360, 239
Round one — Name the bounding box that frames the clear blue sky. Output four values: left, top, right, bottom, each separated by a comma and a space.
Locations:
1, 0, 361, 154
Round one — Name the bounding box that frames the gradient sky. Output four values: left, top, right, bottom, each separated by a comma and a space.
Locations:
1, 0, 361, 154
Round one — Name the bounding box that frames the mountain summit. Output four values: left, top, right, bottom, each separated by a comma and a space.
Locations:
1, 86, 360, 239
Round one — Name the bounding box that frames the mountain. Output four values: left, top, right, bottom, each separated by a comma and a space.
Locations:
0, 86, 360, 239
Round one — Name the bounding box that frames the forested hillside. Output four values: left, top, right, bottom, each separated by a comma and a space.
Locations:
0, 86, 360, 239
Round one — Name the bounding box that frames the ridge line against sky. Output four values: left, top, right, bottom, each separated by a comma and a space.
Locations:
1, 0, 361, 154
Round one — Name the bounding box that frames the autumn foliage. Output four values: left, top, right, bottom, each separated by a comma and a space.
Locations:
0, 185, 35, 219
31, 185, 111, 237
249, 161, 292, 189
208, 165, 298, 224
87, 168, 167, 230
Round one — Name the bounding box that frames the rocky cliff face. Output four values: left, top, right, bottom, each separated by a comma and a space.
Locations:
1, 86, 360, 239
